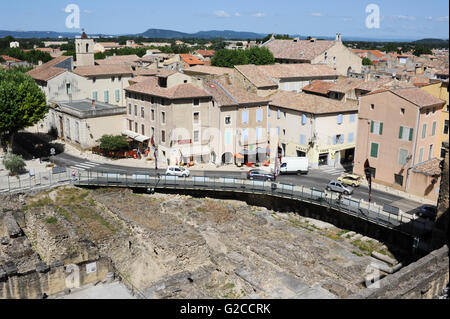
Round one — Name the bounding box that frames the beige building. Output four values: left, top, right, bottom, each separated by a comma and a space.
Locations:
124, 75, 217, 165
233, 64, 339, 97
269, 91, 358, 168
354, 87, 446, 200
261, 34, 362, 75
75, 32, 95, 67
47, 99, 126, 149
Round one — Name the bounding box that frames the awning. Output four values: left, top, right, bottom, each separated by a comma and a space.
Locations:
235, 153, 244, 159
122, 130, 150, 143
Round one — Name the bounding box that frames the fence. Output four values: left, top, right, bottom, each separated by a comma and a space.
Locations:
0, 170, 73, 195
72, 170, 433, 238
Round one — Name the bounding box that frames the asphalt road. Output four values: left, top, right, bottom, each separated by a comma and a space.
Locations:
51, 152, 421, 210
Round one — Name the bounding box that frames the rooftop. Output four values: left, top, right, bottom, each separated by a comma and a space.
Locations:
183, 65, 233, 76
179, 54, 204, 66
50, 99, 126, 119
73, 65, 133, 77
391, 87, 446, 108
411, 158, 442, 176
26, 56, 72, 82
262, 39, 336, 61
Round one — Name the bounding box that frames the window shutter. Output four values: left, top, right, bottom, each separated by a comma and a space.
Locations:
399, 126, 403, 139
333, 136, 337, 145
302, 114, 307, 125
408, 128, 413, 141
337, 114, 343, 124
379, 122, 383, 135
350, 114, 355, 123
348, 133, 354, 143
371, 121, 374, 133
432, 121, 437, 136
370, 143, 378, 158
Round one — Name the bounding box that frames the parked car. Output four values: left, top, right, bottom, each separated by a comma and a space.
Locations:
247, 169, 276, 182
337, 174, 361, 187
416, 205, 437, 221
166, 166, 190, 177
326, 180, 354, 195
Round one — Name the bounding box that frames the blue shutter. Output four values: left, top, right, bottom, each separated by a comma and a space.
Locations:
104, 91, 109, 103
242, 111, 248, 124
277, 109, 281, 119
277, 126, 280, 136
302, 114, 307, 125
115, 90, 120, 102
337, 114, 343, 124
300, 135, 306, 145
92, 91, 98, 101
350, 114, 355, 123
348, 133, 354, 143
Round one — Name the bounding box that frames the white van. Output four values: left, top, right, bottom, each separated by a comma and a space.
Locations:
280, 157, 309, 175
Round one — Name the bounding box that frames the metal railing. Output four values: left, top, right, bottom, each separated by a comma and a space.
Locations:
72, 170, 433, 238
0, 170, 73, 195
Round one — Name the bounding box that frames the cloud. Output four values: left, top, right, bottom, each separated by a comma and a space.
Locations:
435, 16, 449, 22
214, 10, 231, 18
311, 13, 324, 17
395, 15, 416, 21
84, 10, 93, 14
235, 13, 241, 17
252, 13, 265, 18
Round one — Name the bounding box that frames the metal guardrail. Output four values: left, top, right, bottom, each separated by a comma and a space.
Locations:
0, 170, 73, 195
71, 170, 433, 238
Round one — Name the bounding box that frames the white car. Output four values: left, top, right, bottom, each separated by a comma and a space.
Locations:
166, 166, 190, 177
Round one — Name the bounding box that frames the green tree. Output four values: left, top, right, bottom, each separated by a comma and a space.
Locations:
413, 45, 432, 56
362, 57, 373, 66
97, 135, 129, 152
0, 56, 4, 63
382, 42, 399, 53
2, 153, 26, 176
0, 68, 48, 152
246, 47, 275, 65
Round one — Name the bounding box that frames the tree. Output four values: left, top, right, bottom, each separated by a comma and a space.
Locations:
2, 153, 26, 176
382, 42, 399, 53
362, 57, 373, 66
0, 68, 48, 152
246, 47, 275, 65
97, 135, 129, 152
413, 45, 432, 56
212, 47, 274, 68
0, 56, 4, 63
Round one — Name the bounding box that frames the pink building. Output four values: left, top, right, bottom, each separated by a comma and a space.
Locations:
354, 87, 445, 200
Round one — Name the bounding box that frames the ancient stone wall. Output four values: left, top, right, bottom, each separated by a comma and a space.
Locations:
350, 245, 449, 299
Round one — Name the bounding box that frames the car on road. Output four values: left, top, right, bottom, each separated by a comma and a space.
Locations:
166, 166, 190, 177
337, 174, 361, 187
416, 205, 437, 221
247, 169, 276, 182
326, 180, 354, 195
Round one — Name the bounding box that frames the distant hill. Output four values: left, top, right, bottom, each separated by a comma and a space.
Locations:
137, 29, 266, 40
412, 38, 449, 47
0, 30, 110, 39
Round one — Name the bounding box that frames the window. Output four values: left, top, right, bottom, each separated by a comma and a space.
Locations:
283, 129, 286, 136
151, 96, 155, 104
141, 107, 145, 118
128, 104, 131, 115
242, 110, 248, 124
398, 126, 413, 141
134, 105, 137, 116
193, 99, 200, 106
115, 90, 120, 102
193, 130, 199, 143
370, 167, 376, 178
370, 104, 375, 110
349, 114, 355, 123
161, 111, 166, 124
370, 121, 383, 135
370, 143, 379, 158
256, 109, 262, 122
93, 77, 96, 83
401, 108, 405, 115
426, 108, 430, 115
324, 52, 328, 63
104, 90, 109, 103
241, 128, 248, 143
419, 147, 424, 163
431, 121, 437, 136
225, 116, 231, 125
277, 126, 280, 136
112, 76, 115, 82
135, 122, 138, 133
394, 174, 404, 186
422, 123, 427, 139
193, 112, 200, 124
129, 120, 133, 131
225, 131, 232, 145
337, 114, 343, 125
151, 109, 155, 121
66, 83, 71, 95
284, 112, 287, 119
398, 149, 409, 165
151, 127, 155, 136
161, 130, 166, 143
428, 144, 433, 160
334, 134, 344, 145
300, 135, 306, 145
93, 91, 98, 101
141, 124, 145, 135
348, 132, 354, 143
302, 114, 307, 125
256, 127, 263, 140
444, 120, 449, 135
277, 109, 281, 119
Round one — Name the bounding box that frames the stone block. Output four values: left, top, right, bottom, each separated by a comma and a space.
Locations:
1, 236, 9, 245
51, 260, 64, 268
35, 261, 50, 273
4, 261, 17, 276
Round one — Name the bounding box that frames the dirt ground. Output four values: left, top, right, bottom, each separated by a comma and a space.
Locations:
2, 186, 398, 299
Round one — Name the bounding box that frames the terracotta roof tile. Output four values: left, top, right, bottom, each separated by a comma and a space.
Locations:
73, 65, 133, 77
26, 56, 72, 81
234, 65, 277, 88
269, 91, 358, 114
183, 65, 233, 76
1, 55, 22, 62
263, 39, 336, 61
179, 54, 204, 66
196, 50, 215, 57
302, 80, 335, 95
391, 87, 446, 107
95, 55, 140, 65
329, 78, 364, 93
412, 158, 442, 176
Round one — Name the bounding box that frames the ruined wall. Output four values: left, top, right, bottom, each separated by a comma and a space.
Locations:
350, 245, 449, 299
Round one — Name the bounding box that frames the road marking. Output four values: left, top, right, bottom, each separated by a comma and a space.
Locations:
74, 163, 96, 169
70, 166, 86, 171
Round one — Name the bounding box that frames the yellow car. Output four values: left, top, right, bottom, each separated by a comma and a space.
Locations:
337, 174, 361, 187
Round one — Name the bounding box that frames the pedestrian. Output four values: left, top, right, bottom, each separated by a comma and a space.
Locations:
71, 170, 76, 182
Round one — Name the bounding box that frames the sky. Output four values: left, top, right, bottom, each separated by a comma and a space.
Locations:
0, 0, 449, 40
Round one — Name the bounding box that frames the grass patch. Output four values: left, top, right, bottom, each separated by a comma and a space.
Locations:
352, 250, 364, 257
45, 217, 58, 224
336, 229, 350, 237
222, 283, 235, 291
25, 196, 53, 210
55, 207, 71, 221
350, 239, 379, 256
288, 219, 314, 232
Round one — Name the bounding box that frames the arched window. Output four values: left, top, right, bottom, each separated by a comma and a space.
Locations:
324, 52, 328, 63
86, 43, 89, 52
